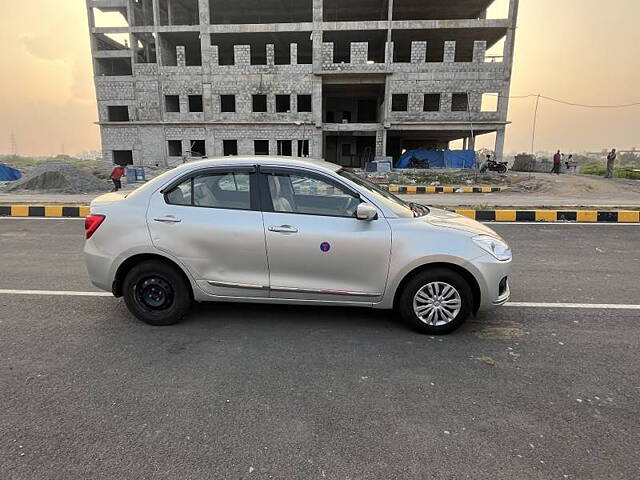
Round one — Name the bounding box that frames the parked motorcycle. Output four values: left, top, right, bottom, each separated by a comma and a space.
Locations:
481, 159, 508, 174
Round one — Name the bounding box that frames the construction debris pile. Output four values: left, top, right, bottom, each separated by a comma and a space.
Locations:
1, 163, 107, 194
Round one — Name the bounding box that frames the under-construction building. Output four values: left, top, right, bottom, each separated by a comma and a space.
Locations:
86, 0, 519, 167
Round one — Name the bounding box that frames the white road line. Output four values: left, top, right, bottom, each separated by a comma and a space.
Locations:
0, 289, 112, 297
0, 289, 639, 310
489, 222, 640, 226
505, 302, 640, 310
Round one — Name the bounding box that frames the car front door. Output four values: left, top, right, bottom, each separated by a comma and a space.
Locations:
259, 167, 392, 303
147, 166, 269, 298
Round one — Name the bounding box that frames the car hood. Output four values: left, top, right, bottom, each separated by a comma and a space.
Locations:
423, 207, 503, 239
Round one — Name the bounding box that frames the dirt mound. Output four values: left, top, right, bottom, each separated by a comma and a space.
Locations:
3, 163, 107, 194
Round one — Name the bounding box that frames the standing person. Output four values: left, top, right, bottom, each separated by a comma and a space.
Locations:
551, 150, 561, 175
605, 148, 617, 179
110, 164, 125, 192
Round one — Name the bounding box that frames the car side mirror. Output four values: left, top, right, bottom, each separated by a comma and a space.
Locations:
356, 202, 378, 221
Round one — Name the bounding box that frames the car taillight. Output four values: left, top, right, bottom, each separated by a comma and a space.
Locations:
85, 214, 105, 239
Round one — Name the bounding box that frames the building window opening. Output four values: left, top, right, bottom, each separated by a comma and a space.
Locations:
159, 32, 202, 66
423, 94, 441, 112
132, 0, 155, 26
223, 140, 238, 156
220, 95, 236, 112
133, 33, 157, 63
165, 95, 180, 113
297, 94, 312, 112
254, 140, 270, 155
392, 94, 408, 112
253, 95, 268, 113
481, 93, 499, 112
159, 0, 199, 25
113, 150, 134, 165
190, 140, 206, 156
95, 58, 133, 76
108, 106, 130, 121
168, 140, 183, 157
188, 95, 203, 112
451, 93, 469, 112
297, 140, 310, 157
276, 95, 291, 113
277, 140, 292, 156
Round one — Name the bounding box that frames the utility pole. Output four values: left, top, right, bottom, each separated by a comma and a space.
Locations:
10, 131, 17, 156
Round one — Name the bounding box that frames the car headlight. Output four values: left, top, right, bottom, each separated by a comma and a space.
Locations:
473, 235, 512, 261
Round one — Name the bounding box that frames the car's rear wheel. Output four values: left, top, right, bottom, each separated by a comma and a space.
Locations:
123, 260, 191, 326
397, 268, 473, 335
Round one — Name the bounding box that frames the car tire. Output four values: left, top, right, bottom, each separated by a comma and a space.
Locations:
397, 268, 473, 335
122, 260, 192, 326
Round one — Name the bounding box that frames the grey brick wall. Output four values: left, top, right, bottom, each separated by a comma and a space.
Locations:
88, 0, 518, 166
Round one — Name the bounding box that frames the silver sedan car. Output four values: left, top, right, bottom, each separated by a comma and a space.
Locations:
84, 157, 511, 334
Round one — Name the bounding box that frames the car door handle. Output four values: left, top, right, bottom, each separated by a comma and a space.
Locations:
268, 225, 298, 234
153, 215, 182, 223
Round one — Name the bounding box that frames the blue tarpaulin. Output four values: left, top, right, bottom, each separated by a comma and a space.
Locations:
0, 163, 22, 181
396, 150, 476, 169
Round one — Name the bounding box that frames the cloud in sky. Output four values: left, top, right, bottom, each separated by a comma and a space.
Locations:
0, 0, 638, 156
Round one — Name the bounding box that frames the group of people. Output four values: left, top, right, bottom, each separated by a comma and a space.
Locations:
550, 151, 575, 175
551, 148, 617, 178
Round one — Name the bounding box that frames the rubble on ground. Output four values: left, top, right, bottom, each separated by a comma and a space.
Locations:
1, 163, 107, 194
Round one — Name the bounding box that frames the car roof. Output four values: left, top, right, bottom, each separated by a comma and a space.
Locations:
173, 156, 342, 173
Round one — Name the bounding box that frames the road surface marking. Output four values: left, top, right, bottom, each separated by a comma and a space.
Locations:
0, 289, 639, 310
505, 302, 640, 310
0, 289, 112, 297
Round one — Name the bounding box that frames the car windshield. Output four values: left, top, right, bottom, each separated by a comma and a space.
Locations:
338, 169, 429, 218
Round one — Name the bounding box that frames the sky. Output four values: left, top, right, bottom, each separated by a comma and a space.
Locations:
0, 0, 638, 156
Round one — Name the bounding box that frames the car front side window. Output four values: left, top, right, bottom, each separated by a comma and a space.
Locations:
267, 172, 360, 218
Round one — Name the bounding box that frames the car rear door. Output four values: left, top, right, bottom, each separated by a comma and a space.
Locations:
259, 167, 392, 303
147, 166, 269, 298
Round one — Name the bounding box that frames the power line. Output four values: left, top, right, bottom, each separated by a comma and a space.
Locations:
481, 91, 640, 108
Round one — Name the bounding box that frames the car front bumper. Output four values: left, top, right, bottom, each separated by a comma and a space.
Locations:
471, 254, 512, 310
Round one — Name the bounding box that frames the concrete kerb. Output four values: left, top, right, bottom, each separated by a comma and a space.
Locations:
388, 185, 507, 194
1, 205, 639, 223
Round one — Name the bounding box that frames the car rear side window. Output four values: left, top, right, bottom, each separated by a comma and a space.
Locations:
165, 172, 251, 210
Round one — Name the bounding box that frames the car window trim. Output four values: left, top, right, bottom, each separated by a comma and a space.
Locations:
257, 166, 365, 218
162, 166, 259, 211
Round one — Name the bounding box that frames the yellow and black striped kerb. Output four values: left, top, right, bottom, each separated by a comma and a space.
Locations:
388, 185, 506, 194
1, 205, 639, 223
454, 210, 640, 223
0, 205, 91, 218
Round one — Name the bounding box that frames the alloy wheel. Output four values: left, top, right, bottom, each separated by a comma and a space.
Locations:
412, 281, 462, 326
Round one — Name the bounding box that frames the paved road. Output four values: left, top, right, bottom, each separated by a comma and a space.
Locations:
1, 219, 639, 479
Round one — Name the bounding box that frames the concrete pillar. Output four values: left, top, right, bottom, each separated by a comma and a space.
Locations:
266, 44, 275, 66
468, 135, 476, 151
375, 130, 385, 156
494, 127, 506, 160
312, 76, 322, 127
290, 43, 298, 65
410, 41, 426, 63
443, 41, 456, 63
350, 42, 368, 64
312, 0, 323, 70
473, 41, 487, 63
198, 0, 209, 24
234, 45, 250, 66
176, 46, 186, 67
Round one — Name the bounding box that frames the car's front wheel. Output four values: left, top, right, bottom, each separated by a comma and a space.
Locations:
123, 260, 192, 326
397, 268, 473, 335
